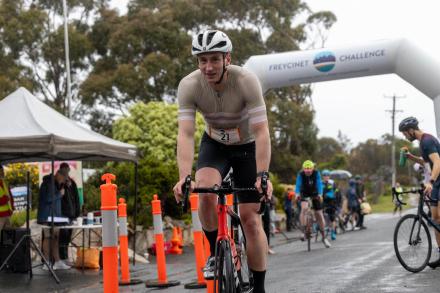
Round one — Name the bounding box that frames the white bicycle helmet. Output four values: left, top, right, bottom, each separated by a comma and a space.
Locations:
191, 30, 232, 56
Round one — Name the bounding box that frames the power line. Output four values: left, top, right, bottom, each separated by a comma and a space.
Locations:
385, 94, 405, 187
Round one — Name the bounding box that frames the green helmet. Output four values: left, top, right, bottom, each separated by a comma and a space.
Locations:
302, 160, 314, 169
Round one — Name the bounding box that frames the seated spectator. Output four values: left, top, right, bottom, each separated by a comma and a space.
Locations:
37, 171, 70, 270
0, 165, 14, 235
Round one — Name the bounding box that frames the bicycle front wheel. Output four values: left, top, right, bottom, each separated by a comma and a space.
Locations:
235, 231, 251, 291
394, 214, 432, 273
215, 240, 236, 293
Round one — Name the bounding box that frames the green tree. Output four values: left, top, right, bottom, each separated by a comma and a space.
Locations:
106, 101, 204, 226
0, 1, 104, 115
315, 137, 347, 170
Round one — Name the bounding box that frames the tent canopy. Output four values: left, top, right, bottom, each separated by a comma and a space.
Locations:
0, 87, 139, 163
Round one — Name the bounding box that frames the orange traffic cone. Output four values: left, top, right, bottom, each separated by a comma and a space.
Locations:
169, 227, 183, 254
145, 195, 180, 288
177, 226, 184, 248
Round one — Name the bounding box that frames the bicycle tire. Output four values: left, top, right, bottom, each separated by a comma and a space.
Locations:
306, 214, 312, 252
394, 214, 432, 273
235, 228, 251, 292
215, 240, 236, 293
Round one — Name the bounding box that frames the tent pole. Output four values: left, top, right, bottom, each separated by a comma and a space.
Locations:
49, 159, 55, 266
133, 162, 138, 266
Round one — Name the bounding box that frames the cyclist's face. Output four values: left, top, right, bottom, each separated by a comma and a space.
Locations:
402, 129, 416, 142
303, 168, 313, 176
323, 175, 330, 181
197, 52, 230, 83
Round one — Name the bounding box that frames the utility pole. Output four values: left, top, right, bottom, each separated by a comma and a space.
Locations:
385, 94, 405, 187
63, 0, 72, 118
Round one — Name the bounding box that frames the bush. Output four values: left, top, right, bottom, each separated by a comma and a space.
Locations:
10, 210, 37, 228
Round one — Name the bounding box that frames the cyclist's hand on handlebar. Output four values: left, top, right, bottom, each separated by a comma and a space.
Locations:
255, 177, 273, 201
424, 182, 433, 196
173, 177, 195, 204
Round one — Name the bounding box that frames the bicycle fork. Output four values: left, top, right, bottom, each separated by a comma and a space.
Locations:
409, 215, 423, 245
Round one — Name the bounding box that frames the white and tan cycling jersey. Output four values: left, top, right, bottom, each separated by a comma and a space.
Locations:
177, 65, 267, 145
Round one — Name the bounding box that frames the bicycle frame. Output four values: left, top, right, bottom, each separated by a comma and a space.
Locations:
182, 174, 267, 292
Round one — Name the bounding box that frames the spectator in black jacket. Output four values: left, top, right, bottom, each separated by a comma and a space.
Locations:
58, 162, 80, 262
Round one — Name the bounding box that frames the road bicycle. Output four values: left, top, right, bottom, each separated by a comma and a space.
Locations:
393, 184, 439, 273
182, 173, 267, 292
302, 197, 316, 251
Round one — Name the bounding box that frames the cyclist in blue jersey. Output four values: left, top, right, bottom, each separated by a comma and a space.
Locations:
295, 160, 331, 248
399, 116, 440, 268
322, 170, 337, 240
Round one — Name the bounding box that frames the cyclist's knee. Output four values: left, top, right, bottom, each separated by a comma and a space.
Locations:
241, 216, 261, 235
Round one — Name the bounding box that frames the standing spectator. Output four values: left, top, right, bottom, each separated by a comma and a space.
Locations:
0, 165, 14, 235
58, 162, 80, 263
283, 188, 295, 231
346, 179, 360, 230
355, 175, 367, 229
393, 182, 404, 217
37, 171, 70, 270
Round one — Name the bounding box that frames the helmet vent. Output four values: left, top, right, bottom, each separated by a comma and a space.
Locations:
206, 31, 216, 45
197, 33, 204, 46
210, 41, 227, 50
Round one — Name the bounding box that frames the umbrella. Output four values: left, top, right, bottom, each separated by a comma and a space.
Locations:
329, 169, 352, 180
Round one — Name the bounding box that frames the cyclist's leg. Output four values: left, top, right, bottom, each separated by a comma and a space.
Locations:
195, 133, 230, 277
230, 140, 267, 293
312, 197, 326, 237
300, 200, 309, 227
240, 204, 267, 292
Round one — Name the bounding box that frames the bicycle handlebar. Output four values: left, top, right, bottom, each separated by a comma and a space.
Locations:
181, 175, 269, 214
392, 184, 425, 206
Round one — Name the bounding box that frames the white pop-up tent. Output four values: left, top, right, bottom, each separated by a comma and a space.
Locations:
244, 38, 440, 136
0, 87, 142, 266
0, 87, 139, 163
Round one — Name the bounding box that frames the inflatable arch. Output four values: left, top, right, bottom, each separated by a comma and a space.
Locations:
243, 38, 440, 136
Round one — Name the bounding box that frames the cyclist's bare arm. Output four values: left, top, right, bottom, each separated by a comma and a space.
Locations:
406, 151, 425, 165
429, 153, 440, 182
173, 120, 196, 202
424, 152, 440, 194
251, 121, 273, 197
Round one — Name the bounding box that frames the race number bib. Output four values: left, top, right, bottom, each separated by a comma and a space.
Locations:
209, 127, 241, 144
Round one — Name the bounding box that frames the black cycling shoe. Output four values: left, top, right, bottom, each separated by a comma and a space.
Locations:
428, 258, 440, 269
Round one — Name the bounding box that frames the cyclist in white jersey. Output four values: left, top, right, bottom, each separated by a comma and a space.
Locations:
173, 30, 273, 293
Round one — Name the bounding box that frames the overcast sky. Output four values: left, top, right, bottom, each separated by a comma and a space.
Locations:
110, 0, 439, 145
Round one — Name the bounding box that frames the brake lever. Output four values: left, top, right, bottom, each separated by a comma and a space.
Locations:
258, 172, 269, 214
181, 175, 192, 213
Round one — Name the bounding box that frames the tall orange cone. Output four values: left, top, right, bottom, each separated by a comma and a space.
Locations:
100, 173, 119, 293
145, 195, 180, 288
184, 193, 207, 289
118, 198, 142, 286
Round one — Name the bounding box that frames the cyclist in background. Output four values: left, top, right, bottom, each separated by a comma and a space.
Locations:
354, 175, 367, 229
295, 160, 331, 248
393, 182, 404, 217
173, 29, 273, 292
322, 169, 337, 240
399, 116, 440, 268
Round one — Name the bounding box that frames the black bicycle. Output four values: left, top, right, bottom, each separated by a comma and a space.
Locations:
393, 184, 439, 272
182, 172, 267, 292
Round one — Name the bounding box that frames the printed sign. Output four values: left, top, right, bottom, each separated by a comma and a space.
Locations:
10, 185, 29, 211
